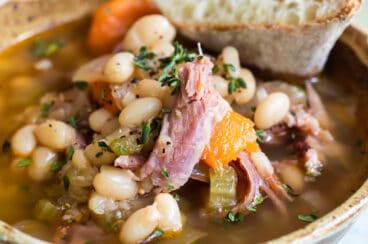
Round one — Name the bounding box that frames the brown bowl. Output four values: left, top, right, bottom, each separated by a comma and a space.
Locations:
0, 1, 367, 243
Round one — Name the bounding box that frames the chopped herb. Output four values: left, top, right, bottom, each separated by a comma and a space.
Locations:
228, 77, 247, 94
98, 141, 113, 152
153, 228, 164, 237
212, 64, 219, 74
256, 129, 265, 143
223, 63, 236, 76
158, 42, 195, 94
137, 122, 151, 145
73, 81, 89, 90
254, 195, 268, 206
66, 145, 74, 161
63, 175, 70, 191
166, 184, 174, 190
161, 108, 172, 113
246, 206, 257, 212
17, 158, 32, 167
51, 160, 66, 172
225, 211, 244, 224
305, 172, 315, 177
161, 168, 169, 179
133, 46, 156, 70
66, 116, 77, 128
283, 183, 299, 197
2, 140, 10, 153
95, 151, 103, 158
31, 39, 63, 57
41, 103, 50, 118
119, 145, 128, 155
298, 213, 317, 223
172, 193, 180, 201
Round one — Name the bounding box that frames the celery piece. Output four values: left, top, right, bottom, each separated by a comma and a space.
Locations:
33, 199, 62, 222
209, 167, 237, 209
110, 135, 143, 156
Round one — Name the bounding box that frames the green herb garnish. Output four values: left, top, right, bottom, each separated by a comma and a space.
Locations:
51, 160, 66, 172
66, 145, 74, 161
66, 116, 77, 128
17, 158, 32, 167
73, 81, 89, 90
98, 141, 113, 153
256, 129, 265, 143
158, 42, 195, 94
212, 64, 219, 74
283, 183, 299, 197
95, 151, 103, 158
225, 211, 244, 224
298, 213, 317, 223
137, 122, 151, 145
166, 184, 174, 190
161, 168, 169, 179
153, 228, 164, 237
305, 172, 315, 177
119, 145, 128, 155
223, 63, 236, 75
228, 77, 247, 94
41, 103, 50, 118
254, 195, 268, 206
133, 46, 156, 70
63, 175, 70, 191
161, 108, 172, 113
31, 39, 63, 57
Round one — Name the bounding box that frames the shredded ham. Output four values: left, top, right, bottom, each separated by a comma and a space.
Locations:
140, 57, 231, 190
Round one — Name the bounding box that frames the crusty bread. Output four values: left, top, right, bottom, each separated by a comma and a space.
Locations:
154, 0, 362, 76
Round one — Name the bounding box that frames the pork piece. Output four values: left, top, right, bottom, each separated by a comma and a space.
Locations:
114, 155, 147, 171
140, 57, 231, 190
233, 151, 288, 214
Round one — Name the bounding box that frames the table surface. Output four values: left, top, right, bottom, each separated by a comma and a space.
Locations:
339, 2, 368, 243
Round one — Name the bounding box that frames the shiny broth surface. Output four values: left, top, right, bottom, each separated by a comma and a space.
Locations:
0, 22, 366, 243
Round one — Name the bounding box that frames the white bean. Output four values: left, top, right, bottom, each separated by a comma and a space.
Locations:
88, 192, 118, 215
233, 68, 256, 104
119, 97, 162, 128
152, 42, 174, 57
84, 142, 116, 166
155, 193, 182, 232
134, 79, 170, 100
89, 108, 113, 132
104, 52, 135, 84
34, 120, 76, 150
73, 55, 111, 83
254, 92, 290, 129
93, 166, 138, 200
119, 204, 160, 244
212, 75, 228, 97
222, 46, 240, 77
123, 15, 176, 53
28, 147, 57, 182
11, 125, 37, 157
71, 149, 91, 169
278, 163, 305, 193
121, 91, 137, 108
101, 118, 121, 137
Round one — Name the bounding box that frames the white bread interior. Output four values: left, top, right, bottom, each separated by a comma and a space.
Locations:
154, 0, 362, 76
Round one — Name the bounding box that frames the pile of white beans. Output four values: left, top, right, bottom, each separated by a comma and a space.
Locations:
9, 13, 297, 244
11, 120, 76, 182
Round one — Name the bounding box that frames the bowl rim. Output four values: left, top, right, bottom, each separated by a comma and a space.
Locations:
270, 26, 368, 243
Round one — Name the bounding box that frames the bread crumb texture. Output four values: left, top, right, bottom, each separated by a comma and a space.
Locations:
155, 0, 358, 25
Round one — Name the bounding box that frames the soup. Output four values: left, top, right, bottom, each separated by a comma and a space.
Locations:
0, 14, 366, 244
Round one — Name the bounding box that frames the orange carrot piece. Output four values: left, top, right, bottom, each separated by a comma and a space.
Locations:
87, 0, 159, 54
202, 111, 260, 168
90, 81, 120, 114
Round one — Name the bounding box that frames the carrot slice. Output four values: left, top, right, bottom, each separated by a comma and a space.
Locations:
202, 111, 260, 168
90, 81, 120, 114
87, 0, 159, 54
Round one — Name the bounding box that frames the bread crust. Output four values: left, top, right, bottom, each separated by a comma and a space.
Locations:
155, 0, 362, 76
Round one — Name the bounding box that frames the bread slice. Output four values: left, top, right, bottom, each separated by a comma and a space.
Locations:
154, 0, 362, 76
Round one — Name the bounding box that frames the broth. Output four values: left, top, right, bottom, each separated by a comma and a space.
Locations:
0, 21, 366, 243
